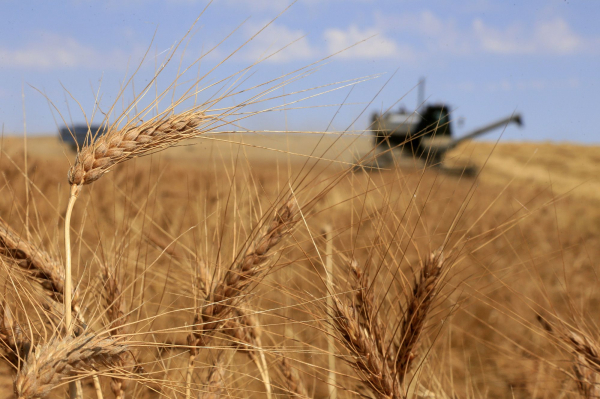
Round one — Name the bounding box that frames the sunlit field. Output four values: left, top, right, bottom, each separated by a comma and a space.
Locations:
1, 131, 599, 398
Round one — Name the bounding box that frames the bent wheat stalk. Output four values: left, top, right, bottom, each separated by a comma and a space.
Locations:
14, 333, 129, 399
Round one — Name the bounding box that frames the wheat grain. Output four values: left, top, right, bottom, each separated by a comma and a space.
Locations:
14, 333, 128, 399
330, 294, 399, 397
67, 111, 207, 186
278, 355, 308, 398
0, 216, 77, 308
394, 251, 445, 383
199, 354, 226, 399
189, 197, 298, 349
0, 301, 31, 368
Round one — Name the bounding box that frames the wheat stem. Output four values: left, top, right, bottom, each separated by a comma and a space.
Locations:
64, 184, 80, 399
186, 354, 195, 399
324, 226, 337, 399
93, 377, 104, 399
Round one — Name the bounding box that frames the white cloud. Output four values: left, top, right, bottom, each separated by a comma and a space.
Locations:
374, 10, 471, 57
0, 32, 139, 70
239, 22, 316, 63
323, 25, 410, 60
376, 10, 597, 59
474, 17, 587, 55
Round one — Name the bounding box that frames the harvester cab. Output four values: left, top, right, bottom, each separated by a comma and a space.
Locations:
366, 103, 522, 176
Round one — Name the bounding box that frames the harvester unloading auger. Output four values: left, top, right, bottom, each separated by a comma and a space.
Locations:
359, 96, 523, 176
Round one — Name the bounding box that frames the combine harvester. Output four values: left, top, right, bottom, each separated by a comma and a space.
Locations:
363, 82, 523, 176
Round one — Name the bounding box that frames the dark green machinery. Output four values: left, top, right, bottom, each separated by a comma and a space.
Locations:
368, 103, 522, 174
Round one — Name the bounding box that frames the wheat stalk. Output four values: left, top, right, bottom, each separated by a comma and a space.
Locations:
14, 333, 129, 399
63, 109, 213, 398
327, 251, 446, 398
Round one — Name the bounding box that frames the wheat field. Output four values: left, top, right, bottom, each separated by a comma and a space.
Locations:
1, 128, 599, 398
0, 13, 599, 397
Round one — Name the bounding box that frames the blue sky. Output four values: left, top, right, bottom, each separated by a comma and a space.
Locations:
0, 0, 598, 142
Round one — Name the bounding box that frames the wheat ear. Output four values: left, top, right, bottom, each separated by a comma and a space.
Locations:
330, 294, 399, 397
0, 216, 77, 309
189, 197, 298, 349
67, 111, 206, 186
14, 333, 129, 399
0, 301, 31, 369
199, 354, 226, 399
394, 251, 445, 384
277, 355, 308, 398
186, 197, 298, 399
224, 308, 272, 399
538, 316, 600, 398
348, 259, 389, 359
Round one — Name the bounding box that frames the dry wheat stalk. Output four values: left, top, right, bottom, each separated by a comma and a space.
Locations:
63, 109, 210, 398
189, 197, 298, 349
67, 111, 207, 186
394, 251, 445, 384
14, 333, 129, 399
0, 216, 77, 309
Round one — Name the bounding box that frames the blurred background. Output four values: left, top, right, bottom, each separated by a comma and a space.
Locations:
0, 0, 598, 142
